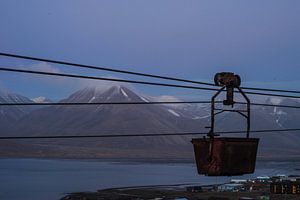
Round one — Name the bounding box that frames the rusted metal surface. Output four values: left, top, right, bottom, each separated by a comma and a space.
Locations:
214, 72, 241, 87
193, 72, 259, 176
191, 137, 259, 176
214, 72, 241, 106
208, 72, 251, 138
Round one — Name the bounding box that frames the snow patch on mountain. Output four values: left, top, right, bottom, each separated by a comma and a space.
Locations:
167, 109, 180, 117
271, 107, 287, 115
88, 96, 96, 103
120, 88, 129, 98
275, 119, 284, 128
140, 96, 149, 102
0, 89, 35, 121
193, 115, 210, 120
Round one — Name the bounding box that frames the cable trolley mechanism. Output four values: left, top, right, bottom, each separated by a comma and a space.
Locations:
192, 72, 259, 176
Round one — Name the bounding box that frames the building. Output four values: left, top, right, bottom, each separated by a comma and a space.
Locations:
249, 183, 266, 191
271, 175, 287, 182
255, 176, 271, 183
271, 175, 300, 182
270, 181, 300, 194
217, 183, 244, 192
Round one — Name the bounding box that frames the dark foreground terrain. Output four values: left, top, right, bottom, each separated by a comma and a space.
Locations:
61, 185, 298, 200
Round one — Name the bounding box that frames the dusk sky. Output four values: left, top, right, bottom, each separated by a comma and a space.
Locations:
0, 1, 299, 100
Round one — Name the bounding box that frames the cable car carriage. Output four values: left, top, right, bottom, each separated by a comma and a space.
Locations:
192, 73, 259, 176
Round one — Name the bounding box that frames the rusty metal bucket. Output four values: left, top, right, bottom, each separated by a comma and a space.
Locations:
191, 137, 259, 176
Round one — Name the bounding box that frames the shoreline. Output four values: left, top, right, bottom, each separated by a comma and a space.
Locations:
2, 156, 300, 164
2, 158, 299, 200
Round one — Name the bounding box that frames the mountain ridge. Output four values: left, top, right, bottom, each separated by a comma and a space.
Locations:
1, 86, 300, 159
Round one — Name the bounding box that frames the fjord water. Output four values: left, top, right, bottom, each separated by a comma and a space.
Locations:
0, 159, 298, 200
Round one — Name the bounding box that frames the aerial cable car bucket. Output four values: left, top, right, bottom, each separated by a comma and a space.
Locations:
192, 137, 259, 176
192, 72, 259, 176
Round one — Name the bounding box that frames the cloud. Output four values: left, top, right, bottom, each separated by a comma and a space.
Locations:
78, 77, 134, 92
21, 62, 70, 86
148, 95, 185, 108
152, 95, 181, 102
29, 62, 61, 73
22, 62, 135, 93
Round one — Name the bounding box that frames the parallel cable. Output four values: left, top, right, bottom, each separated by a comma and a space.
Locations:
0, 67, 219, 92
0, 101, 212, 106
241, 86, 300, 94
236, 91, 300, 99
1, 101, 300, 110
1, 67, 300, 99
0, 52, 215, 87
0, 128, 299, 140
236, 102, 300, 109
1, 52, 300, 94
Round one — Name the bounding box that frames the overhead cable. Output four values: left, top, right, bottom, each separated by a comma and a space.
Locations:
0, 101, 212, 106
1, 101, 300, 110
236, 102, 300, 109
0, 52, 215, 86
0, 67, 300, 99
1, 128, 300, 140
0, 67, 219, 92
1, 52, 299, 94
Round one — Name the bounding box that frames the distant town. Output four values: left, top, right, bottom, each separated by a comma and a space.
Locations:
62, 174, 300, 200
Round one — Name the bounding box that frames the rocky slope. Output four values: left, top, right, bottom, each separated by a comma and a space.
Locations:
1, 86, 300, 159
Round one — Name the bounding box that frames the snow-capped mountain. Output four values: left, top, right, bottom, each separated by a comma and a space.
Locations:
14, 86, 206, 150
0, 89, 33, 132
147, 95, 211, 120
2, 86, 300, 159
264, 98, 300, 129
209, 97, 300, 157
